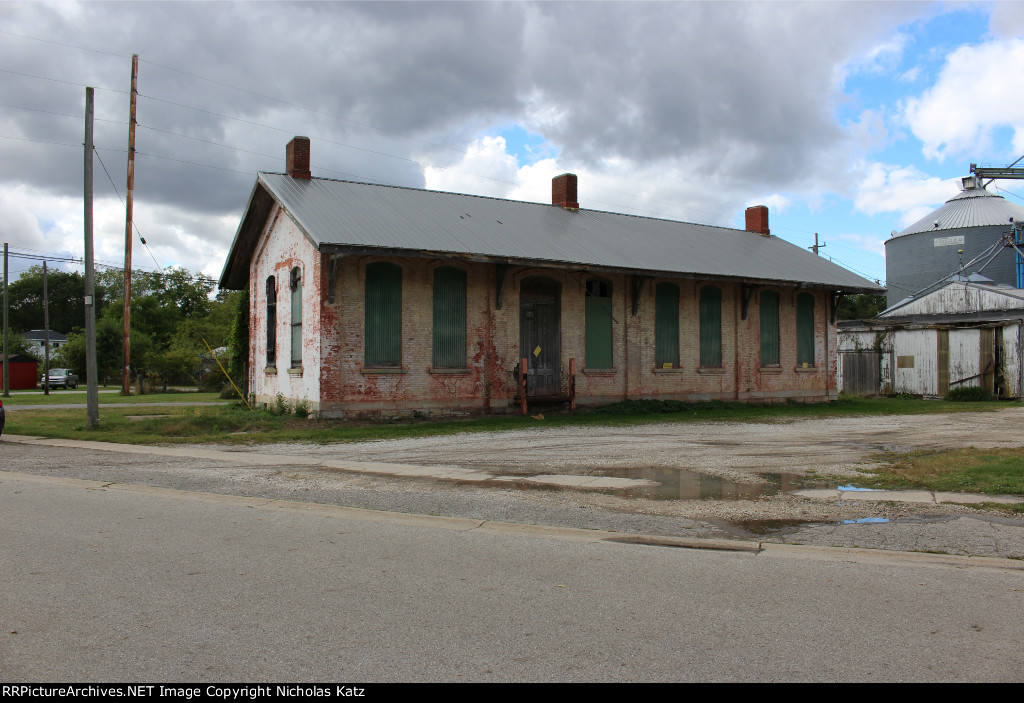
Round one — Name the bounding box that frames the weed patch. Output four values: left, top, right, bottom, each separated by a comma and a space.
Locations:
859, 447, 1024, 496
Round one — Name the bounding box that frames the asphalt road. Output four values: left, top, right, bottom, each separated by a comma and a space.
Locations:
2, 471, 1022, 682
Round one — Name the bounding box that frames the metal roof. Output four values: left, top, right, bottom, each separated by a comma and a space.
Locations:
891, 181, 1024, 239
220, 173, 880, 292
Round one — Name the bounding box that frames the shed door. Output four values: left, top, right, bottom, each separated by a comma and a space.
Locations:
980, 328, 995, 394
937, 330, 949, 396
841, 351, 880, 396
520, 277, 561, 397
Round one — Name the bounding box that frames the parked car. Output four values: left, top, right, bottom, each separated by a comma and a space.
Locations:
40, 368, 79, 390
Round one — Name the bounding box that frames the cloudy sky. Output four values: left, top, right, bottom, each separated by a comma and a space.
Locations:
2, 1, 1024, 298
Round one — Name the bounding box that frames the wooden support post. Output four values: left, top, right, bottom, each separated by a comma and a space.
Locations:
569, 357, 576, 411
520, 357, 528, 415
121, 54, 138, 396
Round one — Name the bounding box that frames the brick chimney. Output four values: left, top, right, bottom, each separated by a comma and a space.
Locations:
552, 173, 579, 210
286, 136, 311, 180
745, 205, 770, 237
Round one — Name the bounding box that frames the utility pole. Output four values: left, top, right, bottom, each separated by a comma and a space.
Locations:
84, 86, 99, 426
122, 53, 138, 395
809, 233, 826, 256
3, 242, 9, 397
43, 260, 50, 396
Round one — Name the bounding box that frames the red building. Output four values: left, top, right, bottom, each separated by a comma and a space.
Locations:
220, 137, 880, 418
3, 354, 39, 390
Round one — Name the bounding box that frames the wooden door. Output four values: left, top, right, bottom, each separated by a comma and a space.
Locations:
520, 277, 561, 397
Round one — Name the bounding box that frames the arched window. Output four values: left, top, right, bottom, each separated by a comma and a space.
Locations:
699, 285, 722, 367
760, 290, 780, 367
365, 262, 402, 367
797, 293, 815, 366
265, 276, 276, 367
655, 282, 679, 368
585, 278, 613, 368
433, 267, 466, 368
290, 267, 302, 368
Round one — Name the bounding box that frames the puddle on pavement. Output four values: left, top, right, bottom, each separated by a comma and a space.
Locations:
729, 518, 822, 536
840, 517, 890, 524
595, 467, 812, 501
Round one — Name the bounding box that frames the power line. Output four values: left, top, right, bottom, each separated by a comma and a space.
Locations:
137, 59, 470, 158
0, 103, 126, 125
1, 54, 742, 223
2, 36, 920, 250
0, 67, 126, 94
92, 147, 162, 270
0, 29, 131, 58
5, 247, 217, 285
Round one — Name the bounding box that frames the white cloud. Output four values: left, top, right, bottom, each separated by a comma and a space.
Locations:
841, 32, 911, 80
902, 37, 1024, 162
853, 161, 957, 222
747, 194, 792, 213
831, 232, 887, 257
899, 66, 921, 83
422, 136, 522, 199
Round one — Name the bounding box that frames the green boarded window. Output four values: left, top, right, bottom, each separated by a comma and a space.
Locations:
266, 276, 276, 367
797, 293, 815, 366
585, 279, 613, 368
365, 262, 402, 367
760, 290, 780, 366
699, 286, 722, 367
290, 267, 302, 368
655, 282, 679, 368
433, 267, 466, 369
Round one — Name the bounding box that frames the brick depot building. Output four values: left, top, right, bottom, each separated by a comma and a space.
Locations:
219, 137, 879, 417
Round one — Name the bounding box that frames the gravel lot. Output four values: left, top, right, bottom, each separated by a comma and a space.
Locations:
175, 407, 1024, 556
5, 406, 1024, 557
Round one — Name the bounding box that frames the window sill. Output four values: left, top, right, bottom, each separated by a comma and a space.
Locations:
652, 367, 685, 374
794, 365, 817, 373
428, 368, 471, 375
361, 367, 407, 375
287, 367, 303, 377
696, 367, 725, 375
582, 368, 617, 377
759, 366, 783, 374
264, 367, 277, 375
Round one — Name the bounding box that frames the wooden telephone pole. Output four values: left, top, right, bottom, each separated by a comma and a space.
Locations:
84, 86, 99, 426
121, 54, 138, 395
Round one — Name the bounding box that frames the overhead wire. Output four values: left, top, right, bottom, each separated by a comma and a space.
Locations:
4, 29, 919, 272
92, 147, 163, 270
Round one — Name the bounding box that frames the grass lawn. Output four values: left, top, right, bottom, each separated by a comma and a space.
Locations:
1, 391, 222, 405
1, 394, 1015, 446
855, 447, 1024, 509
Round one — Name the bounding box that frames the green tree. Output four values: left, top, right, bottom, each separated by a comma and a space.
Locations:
3, 331, 38, 361
837, 294, 888, 321
79, 266, 223, 391
6, 266, 109, 335
227, 289, 249, 398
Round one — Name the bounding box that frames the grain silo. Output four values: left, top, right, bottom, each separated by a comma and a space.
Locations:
884, 175, 1024, 307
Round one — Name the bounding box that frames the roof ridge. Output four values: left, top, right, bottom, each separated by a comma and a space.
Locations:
258, 171, 746, 235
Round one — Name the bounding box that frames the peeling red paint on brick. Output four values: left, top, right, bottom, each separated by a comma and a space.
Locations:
246, 224, 838, 415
